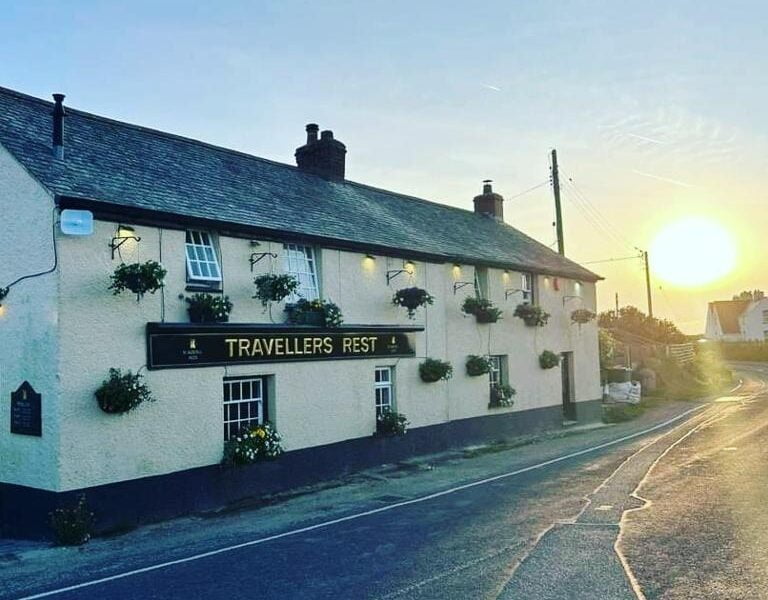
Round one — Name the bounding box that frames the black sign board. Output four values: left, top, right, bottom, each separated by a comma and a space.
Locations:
10, 381, 42, 437
147, 323, 422, 370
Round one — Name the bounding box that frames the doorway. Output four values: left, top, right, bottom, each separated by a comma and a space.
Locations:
561, 352, 576, 421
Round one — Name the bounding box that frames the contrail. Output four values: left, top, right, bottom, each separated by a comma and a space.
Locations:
632, 169, 696, 188
626, 132, 665, 145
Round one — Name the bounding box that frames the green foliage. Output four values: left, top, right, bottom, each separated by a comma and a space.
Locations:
222, 422, 284, 465
392, 287, 434, 319
461, 296, 503, 323
253, 274, 299, 307
732, 289, 764, 301
639, 347, 733, 401
419, 358, 453, 382
598, 329, 616, 371
95, 368, 154, 414
376, 411, 409, 436
513, 303, 550, 327
602, 403, 643, 423
49, 495, 95, 546
288, 298, 344, 327
489, 383, 516, 408
715, 341, 768, 362
571, 308, 596, 324
466, 355, 492, 376
539, 350, 561, 369
186, 293, 232, 323
108, 261, 166, 300
598, 305, 686, 344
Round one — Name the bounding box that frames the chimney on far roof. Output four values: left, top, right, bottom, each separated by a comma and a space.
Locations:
52, 93, 66, 159
295, 123, 346, 180
473, 180, 505, 221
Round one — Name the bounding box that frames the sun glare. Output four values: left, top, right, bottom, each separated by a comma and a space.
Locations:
650, 217, 737, 287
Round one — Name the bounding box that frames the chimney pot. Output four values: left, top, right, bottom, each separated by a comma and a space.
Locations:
52, 93, 66, 159
295, 124, 347, 180
473, 180, 505, 221
306, 123, 319, 144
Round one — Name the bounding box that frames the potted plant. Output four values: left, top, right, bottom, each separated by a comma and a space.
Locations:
94, 368, 154, 414
539, 350, 561, 369
419, 358, 453, 382
108, 261, 166, 301
571, 308, 596, 325
376, 411, 409, 436
288, 298, 344, 327
461, 297, 503, 323
186, 293, 233, 323
222, 422, 284, 466
466, 355, 492, 377
513, 303, 550, 327
392, 287, 434, 319
489, 383, 516, 408
253, 273, 299, 307
49, 495, 95, 546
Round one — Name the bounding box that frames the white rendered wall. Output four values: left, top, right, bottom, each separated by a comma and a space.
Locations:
742, 299, 768, 341
55, 221, 601, 491
0, 144, 60, 490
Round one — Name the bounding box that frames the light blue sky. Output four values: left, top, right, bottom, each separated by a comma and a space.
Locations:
2, 1, 766, 331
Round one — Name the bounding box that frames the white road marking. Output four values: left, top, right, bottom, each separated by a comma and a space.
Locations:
19, 404, 709, 600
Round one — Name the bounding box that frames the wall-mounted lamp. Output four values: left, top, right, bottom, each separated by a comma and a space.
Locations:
365, 254, 376, 261
0, 286, 8, 309
453, 281, 474, 295
504, 288, 523, 300
249, 252, 277, 272
109, 225, 141, 260
386, 260, 416, 285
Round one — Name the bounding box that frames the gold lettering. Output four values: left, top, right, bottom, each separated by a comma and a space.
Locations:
275, 338, 285, 355
225, 338, 238, 358
323, 337, 333, 354
237, 338, 250, 358
251, 338, 264, 357
312, 337, 323, 354
342, 337, 353, 353
264, 338, 275, 355
368, 336, 377, 352
303, 337, 314, 354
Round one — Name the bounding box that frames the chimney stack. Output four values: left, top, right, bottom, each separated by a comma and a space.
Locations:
473, 180, 505, 221
295, 123, 346, 180
52, 93, 66, 159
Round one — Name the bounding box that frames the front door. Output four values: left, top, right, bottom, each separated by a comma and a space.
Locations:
561, 352, 576, 421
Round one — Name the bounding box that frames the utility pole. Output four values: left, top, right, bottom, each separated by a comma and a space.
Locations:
551, 149, 564, 256
643, 250, 653, 318
615, 292, 619, 317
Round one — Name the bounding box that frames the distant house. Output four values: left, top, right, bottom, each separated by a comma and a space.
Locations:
705, 298, 768, 341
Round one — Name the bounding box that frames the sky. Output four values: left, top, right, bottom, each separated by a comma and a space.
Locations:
2, 1, 766, 333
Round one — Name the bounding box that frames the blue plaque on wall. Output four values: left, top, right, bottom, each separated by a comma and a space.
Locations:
10, 381, 42, 437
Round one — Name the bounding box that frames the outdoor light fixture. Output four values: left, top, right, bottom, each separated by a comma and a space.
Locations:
365, 254, 376, 261
249, 252, 278, 272
386, 260, 416, 285
109, 225, 141, 260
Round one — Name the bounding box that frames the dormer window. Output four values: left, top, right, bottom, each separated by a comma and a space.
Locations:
185, 230, 222, 286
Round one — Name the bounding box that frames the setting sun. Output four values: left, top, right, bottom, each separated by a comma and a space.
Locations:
650, 217, 737, 287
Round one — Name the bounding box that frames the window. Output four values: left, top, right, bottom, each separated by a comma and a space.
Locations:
763, 310, 768, 325
375, 366, 395, 418
185, 230, 221, 283
489, 356, 504, 389
283, 244, 319, 301
223, 377, 266, 441
521, 272, 534, 304
474, 267, 489, 298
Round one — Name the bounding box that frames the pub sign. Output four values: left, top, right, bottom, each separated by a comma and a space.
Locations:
10, 381, 42, 436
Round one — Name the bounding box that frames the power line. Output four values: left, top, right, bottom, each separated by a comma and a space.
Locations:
505, 180, 550, 202
581, 254, 642, 265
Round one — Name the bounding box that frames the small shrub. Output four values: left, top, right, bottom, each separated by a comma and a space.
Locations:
571, 308, 596, 325
288, 298, 344, 327
222, 422, 284, 465
489, 383, 516, 408
539, 350, 561, 369
253, 274, 299, 307
186, 293, 232, 323
49, 495, 94, 546
461, 297, 503, 323
513, 303, 550, 327
392, 287, 434, 319
94, 368, 154, 414
108, 261, 166, 301
466, 355, 492, 377
376, 411, 409, 436
602, 403, 643, 423
419, 358, 453, 382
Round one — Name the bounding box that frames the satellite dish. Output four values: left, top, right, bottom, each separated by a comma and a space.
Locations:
60, 209, 94, 235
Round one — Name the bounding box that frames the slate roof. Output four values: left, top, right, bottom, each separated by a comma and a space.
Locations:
0, 86, 600, 281
710, 300, 750, 334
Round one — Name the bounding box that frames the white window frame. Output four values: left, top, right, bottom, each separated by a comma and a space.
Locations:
762, 310, 768, 325
185, 230, 222, 283
474, 266, 489, 299
375, 366, 395, 418
488, 356, 503, 389
521, 272, 534, 304
283, 243, 319, 301
223, 377, 265, 441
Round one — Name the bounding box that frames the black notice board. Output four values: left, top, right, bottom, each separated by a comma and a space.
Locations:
10, 381, 42, 437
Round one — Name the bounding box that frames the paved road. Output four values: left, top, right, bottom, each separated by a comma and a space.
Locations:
1, 366, 764, 600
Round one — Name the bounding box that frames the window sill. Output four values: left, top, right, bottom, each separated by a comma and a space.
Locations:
185, 283, 223, 293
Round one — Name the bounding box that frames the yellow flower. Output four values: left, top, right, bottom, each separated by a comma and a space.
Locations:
256, 428, 266, 439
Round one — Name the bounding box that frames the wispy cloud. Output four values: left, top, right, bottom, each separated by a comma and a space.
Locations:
631, 169, 697, 188
481, 84, 502, 92
625, 132, 665, 144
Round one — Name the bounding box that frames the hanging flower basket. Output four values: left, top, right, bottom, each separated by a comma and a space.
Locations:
513, 303, 550, 327
288, 298, 344, 327
376, 411, 409, 436
392, 287, 434, 319
94, 368, 154, 414
539, 350, 561, 370
108, 261, 166, 301
419, 358, 453, 382
571, 308, 596, 325
489, 383, 516, 408
186, 293, 233, 323
222, 422, 284, 465
461, 297, 503, 323
253, 274, 299, 307
466, 355, 492, 377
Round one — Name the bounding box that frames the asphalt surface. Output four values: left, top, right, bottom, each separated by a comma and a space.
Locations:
0, 365, 764, 600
